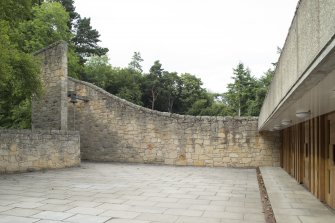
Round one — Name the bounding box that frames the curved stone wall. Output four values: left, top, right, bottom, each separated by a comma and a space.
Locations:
68, 78, 280, 167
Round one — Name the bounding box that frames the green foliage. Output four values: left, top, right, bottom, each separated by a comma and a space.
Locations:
0, 20, 42, 128
0, 1, 78, 128
224, 63, 273, 116
9, 99, 33, 129
0, 0, 32, 23
106, 68, 143, 105
80, 51, 274, 117
0, 0, 109, 128
128, 52, 144, 73
68, 47, 83, 79
141, 66, 213, 114
186, 98, 212, 116
16, 2, 72, 53
186, 92, 232, 116
51, 0, 108, 63
53, 0, 79, 29
83, 56, 143, 105
178, 73, 207, 113
72, 53, 273, 118
83, 55, 111, 88
142, 60, 164, 110
224, 63, 257, 116
159, 71, 182, 113
39, 0, 108, 73
116, 86, 142, 105
72, 17, 108, 63
149, 60, 164, 76
0, 0, 276, 129
246, 68, 274, 115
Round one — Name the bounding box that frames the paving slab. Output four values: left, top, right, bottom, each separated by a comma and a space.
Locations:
1, 207, 42, 217
260, 167, 335, 223
32, 210, 74, 221
64, 213, 111, 223
0, 215, 39, 223
0, 162, 264, 223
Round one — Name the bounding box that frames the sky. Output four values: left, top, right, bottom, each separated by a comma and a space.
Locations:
75, 0, 299, 93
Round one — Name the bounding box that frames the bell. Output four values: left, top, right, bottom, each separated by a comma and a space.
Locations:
70, 94, 78, 104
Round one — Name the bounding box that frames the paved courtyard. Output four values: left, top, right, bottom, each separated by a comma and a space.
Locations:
0, 163, 264, 223
1, 163, 335, 223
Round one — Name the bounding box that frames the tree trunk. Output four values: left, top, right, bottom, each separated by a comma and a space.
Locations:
151, 89, 156, 110
168, 95, 174, 113
238, 101, 241, 117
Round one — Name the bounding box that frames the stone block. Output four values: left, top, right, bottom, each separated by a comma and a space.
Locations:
193, 160, 204, 166
175, 159, 187, 166
199, 155, 210, 160
168, 151, 178, 159
229, 153, 239, 158
241, 158, 252, 164
222, 157, 231, 162
164, 159, 174, 165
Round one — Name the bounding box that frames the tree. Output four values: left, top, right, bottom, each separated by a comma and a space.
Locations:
128, 52, 144, 73
225, 63, 257, 116
0, 20, 41, 128
0, 0, 112, 127
142, 60, 164, 110
178, 73, 207, 114
54, 0, 79, 29
46, 0, 106, 78
186, 97, 212, 116
185, 92, 232, 116
105, 67, 143, 105
149, 60, 164, 76
0, 1, 74, 128
83, 55, 112, 88
15, 2, 72, 53
0, 0, 33, 24
51, 0, 108, 63
72, 17, 108, 63
155, 71, 182, 113
247, 68, 274, 116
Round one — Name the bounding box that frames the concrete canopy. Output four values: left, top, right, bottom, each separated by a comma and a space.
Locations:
259, 0, 335, 131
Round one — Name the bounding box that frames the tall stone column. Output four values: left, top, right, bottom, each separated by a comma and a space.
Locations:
32, 41, 68, 130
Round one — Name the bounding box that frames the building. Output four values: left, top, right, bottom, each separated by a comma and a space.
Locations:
259, 1, 335, 208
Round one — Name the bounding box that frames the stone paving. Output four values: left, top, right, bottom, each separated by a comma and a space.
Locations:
261, 167, 335, 223
0, 163, 264, 223
2, 163, 335, 223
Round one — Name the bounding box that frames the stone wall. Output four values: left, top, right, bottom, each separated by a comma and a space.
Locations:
32, 41, 68, 130
68, 78, 281, 167
0, 129, 80, 173
29, 42, 280, 168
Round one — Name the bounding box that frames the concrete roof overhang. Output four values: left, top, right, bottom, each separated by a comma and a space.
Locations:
259, 36, 335, 131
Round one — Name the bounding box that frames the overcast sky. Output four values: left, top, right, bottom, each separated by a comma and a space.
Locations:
75, 0, 299, 93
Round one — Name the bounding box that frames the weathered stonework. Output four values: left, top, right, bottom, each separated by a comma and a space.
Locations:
0, 42, 81, 174
29, 41, 280, 168
0, 129, 80, 173
32, 41, 68, 130
68, 78, 281, 167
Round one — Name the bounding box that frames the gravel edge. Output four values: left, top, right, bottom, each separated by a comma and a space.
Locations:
256, 167, 276, 223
